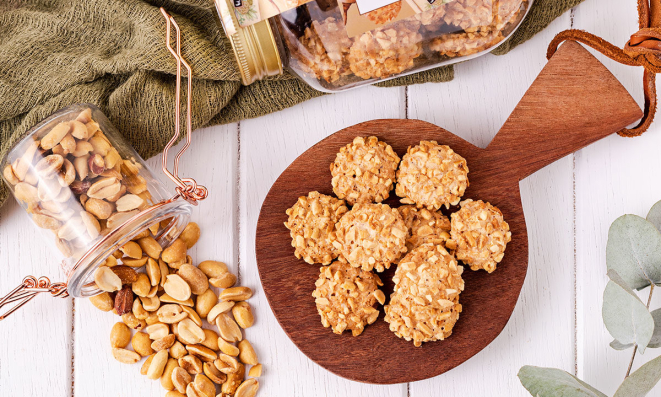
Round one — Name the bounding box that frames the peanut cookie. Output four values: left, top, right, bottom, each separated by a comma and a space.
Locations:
396, 141, 469, 210
313, 259, 384, 336
334, 203, 408, 272
398, 205, 451, 254
365, 1, 402, 24
430, 30, 504, 57
384, 244, 464, 347
413, 6, 447, 32
292, 17, 353, 83
285, 191, 349, 265
347, 23, 423, 80
330, 136, 400, 205
447, 199, 511, 273
440, 0, 494, 32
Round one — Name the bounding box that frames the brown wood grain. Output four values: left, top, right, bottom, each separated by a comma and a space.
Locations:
255, 41, 644, 384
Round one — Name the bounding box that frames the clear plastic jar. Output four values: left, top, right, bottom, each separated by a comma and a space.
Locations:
1, 104, 193, 297
215, 0, 531, 92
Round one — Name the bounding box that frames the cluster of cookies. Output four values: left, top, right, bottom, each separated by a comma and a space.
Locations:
282, 0, 528, 88
284, 136, 511, 346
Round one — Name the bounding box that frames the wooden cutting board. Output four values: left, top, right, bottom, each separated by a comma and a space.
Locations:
254, 41, 644, 384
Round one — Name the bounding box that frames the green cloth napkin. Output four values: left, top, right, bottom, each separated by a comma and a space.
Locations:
0, 0, 583, 207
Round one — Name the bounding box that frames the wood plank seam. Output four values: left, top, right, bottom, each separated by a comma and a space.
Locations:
237, 122, 243, 286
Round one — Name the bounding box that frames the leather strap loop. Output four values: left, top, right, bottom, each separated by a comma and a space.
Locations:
548, 0, 661, 137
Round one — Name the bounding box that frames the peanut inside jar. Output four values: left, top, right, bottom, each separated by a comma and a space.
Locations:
276, 0, 530, 90
2, 106, 163, 262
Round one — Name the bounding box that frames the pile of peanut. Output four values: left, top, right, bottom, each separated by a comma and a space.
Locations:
3, 107, 155, 261
90, 222, 261, 397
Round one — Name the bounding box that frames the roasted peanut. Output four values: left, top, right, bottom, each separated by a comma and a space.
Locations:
193, 374, 215, 397
164, 274, 192, 301
178, 318, 205, 345
89, 292, 114, 311
152, 334, 176, 351
160, 293, 194, 307
248, 363, 262, 378
216, 313, 242, 343
132, 299, 149, 320
111, 265, 138, 284
132, 273, 151, 297
218, 339, 240, 356
110, 322, 131, 348
177, 264, 209, 295
111, 347, 141, 364
220, 287, 253, 302
207, 301, 234, 324
94, 266, 122, 292
157, 304, 188, 324
141, 354, 155, 375
232, 302, 254, 329
186, 344, 217, 362
122, 312, 147, 330
209, 273, 237, 289
138, 236, 162, 259
120, 241, 142, 259
147, 350, 169, 380
179, 355, 203, 375
85, 198, 114, 220
161, 358, 179, 391
140, 295, 160, 311
197, 260, 229, 278
201, 329, 220, 351
221, 362, 245, 395
146, 258, 161, 286
132, 331, 154, 357
214, 354, 240, 374
170, 341, 188, 359
179, 223, 200, 249
238, 340, 258, 365
181, 306, 202, 327
195, 289, 217, 319
235, 378, 259, 397
121, 255, 148, 267
171, 366, 192, 393
162, 238, 187, 263
203, 361, 226, 384
146, 323, 169, 340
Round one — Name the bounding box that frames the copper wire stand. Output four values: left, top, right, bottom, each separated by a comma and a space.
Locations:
0, 8, 205, 321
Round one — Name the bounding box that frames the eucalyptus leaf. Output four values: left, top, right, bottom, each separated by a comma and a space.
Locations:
647, 200, 661, 232
610, 339, 635, 350
614, 355, 661, 397
606, 215, 661, 290
602, 270, 654, 353
518, 366, 608, 397
649, 308, 661, 349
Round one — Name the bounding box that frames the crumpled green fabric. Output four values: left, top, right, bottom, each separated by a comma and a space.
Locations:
0, 0, 583, 207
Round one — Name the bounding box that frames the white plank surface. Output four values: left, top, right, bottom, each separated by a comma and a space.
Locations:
572, 0, 661, 396
2, 0, 661, 395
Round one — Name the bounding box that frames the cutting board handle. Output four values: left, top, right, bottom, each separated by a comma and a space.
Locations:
485, 41, 643, 181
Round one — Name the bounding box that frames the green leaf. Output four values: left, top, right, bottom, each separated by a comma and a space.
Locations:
518, 366, 608, 397
607, 214, 661, 290
611, 339, 635, 350
614, 355, 661, 397
603, 270, 655, 353
649, 309, 661, 349
647, 200, 661, 232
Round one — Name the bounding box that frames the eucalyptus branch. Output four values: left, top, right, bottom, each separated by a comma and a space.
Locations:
625, 284, 655, 378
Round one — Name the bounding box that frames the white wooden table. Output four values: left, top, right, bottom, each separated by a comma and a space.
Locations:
2, 0, 660, 395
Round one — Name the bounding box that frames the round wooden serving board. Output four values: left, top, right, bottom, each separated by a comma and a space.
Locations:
255, 42, 643, 384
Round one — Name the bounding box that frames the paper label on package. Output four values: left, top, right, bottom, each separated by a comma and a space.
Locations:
233, 0, 316, 27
